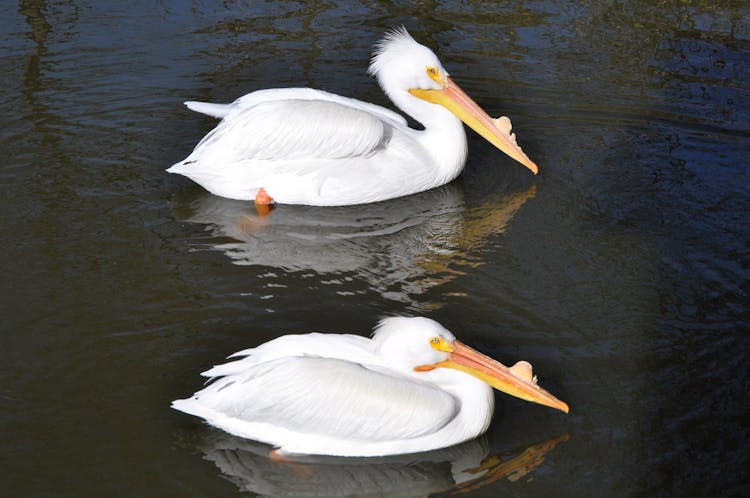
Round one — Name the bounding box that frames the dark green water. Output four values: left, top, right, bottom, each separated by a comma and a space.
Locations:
2, 1, 748, 496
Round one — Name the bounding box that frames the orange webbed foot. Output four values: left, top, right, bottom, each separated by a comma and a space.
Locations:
255, 187, 275, 216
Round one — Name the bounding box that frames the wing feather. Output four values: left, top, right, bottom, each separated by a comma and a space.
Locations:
201, 333, 372, 378
185, 99, 393, 164
190, 356, 458, 442
232, 88, 408, 127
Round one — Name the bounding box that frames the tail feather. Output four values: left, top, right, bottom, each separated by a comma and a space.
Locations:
185, 101, 232, 118
166, 160, 191, 173
171, 397, 213, 419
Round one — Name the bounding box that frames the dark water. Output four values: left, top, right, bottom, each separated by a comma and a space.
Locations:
2, 1, 749, 496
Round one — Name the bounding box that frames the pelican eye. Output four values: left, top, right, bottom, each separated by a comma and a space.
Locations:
425, 66, 443, 84
429, 336, 454, 352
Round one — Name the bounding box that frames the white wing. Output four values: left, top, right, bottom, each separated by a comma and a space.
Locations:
187, 87, 407, 126
175, 356, 458, 442
176, 88, 409, 167
187, 99, 392, 163
201, 332, 372, 378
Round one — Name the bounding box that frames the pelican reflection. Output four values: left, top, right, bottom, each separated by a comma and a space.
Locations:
185, 430, 568, 497
173, 183, 536, 306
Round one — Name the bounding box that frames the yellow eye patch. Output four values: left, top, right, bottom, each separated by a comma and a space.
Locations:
425, 66, 443, 84
428, 336, 454, 352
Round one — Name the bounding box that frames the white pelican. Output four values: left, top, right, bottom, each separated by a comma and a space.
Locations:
172, 317, 568, 457
168, 28, 538, 207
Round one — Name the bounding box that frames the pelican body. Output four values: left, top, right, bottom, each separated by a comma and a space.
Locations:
168, 28, 538, 206
172, 317, 568, 457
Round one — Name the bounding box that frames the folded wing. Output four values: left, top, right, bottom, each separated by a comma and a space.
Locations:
177, 356, 458, 442
178, 98, 399, 167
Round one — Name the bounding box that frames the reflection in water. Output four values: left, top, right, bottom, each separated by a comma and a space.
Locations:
19, 0, 51, 103
173, 183, 535, 306
187, 430, 568, 497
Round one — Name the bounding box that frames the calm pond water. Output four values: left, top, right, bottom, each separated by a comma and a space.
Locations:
2, 1, 749, 496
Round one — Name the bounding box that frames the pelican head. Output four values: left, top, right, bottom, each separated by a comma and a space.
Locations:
373, 317, 568, 413
368, 28, 538, 174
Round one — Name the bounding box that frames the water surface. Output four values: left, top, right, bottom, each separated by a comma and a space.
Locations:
1, 1, 749, 496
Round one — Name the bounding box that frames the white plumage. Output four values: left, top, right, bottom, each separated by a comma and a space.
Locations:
168, 28, 538, 206
172, 317, 568, 457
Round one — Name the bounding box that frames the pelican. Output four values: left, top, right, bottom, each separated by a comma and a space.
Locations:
172, 317, 568, 457
168, 28, 538, 207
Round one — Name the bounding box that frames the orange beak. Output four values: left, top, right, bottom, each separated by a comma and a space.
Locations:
416, 340, 569, 413
409, 77, 538, 174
